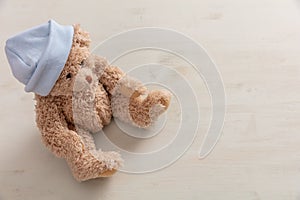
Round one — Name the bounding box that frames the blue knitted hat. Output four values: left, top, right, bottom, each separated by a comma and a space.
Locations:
5, 19, 74, 96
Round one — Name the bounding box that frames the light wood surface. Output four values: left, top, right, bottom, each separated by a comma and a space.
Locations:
1, 0, 300, 199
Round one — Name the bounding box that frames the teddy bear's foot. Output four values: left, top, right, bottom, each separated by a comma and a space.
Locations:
129, 89, 171, 128
67, 150, 123, 181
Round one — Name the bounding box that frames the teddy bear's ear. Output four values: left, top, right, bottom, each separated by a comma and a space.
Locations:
72, 24, 91, 48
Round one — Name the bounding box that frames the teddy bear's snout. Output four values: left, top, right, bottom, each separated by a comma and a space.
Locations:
85, 75, 93, 84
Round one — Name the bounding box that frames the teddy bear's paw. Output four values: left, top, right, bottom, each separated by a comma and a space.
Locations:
97, 151, 123, 178
67, 151, 123, 181
97, 151, 124, 171
147, 90, 172, 124
148, 90, 171, 112
129, 89, 171, 128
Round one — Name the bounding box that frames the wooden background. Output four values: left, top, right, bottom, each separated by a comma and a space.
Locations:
1, 0, 300, 199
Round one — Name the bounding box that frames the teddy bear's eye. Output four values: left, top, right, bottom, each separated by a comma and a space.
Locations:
80, 60, 85, 66
66, 73, 72, 79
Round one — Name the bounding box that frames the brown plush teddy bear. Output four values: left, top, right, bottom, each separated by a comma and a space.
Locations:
5, 20, 171, 181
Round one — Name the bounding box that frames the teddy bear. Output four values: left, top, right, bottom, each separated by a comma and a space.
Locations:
5, 20, 171, 181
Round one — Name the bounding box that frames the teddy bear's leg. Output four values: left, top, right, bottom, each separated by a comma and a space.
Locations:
68, 127, 123, 181
40, 115, 122, 181
36, 98, 84, 158
36, 98, 122, 181
66, 149, 122, 181
91, 55, 171, 128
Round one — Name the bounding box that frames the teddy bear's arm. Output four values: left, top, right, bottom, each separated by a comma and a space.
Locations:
35, 97, 84, 158
93, 55, 145, 95
97, 63, 125, 94
93, 55, 171, 128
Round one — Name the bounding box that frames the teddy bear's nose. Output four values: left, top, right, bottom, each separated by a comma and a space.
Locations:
85, 75, 92, 84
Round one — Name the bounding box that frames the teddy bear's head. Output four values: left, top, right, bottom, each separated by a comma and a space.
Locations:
5, 20, 109, 138
5, 20, 93, 97
49, 24, 91, 96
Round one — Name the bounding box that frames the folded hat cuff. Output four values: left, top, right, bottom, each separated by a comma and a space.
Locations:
25, 20, 74, 96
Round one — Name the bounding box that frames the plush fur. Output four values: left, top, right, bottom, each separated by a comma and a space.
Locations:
35, 24, 171, 181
